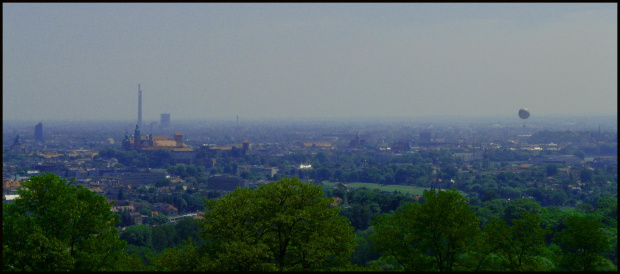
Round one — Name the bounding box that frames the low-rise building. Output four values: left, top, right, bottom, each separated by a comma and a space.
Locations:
129, 211, 143, 225
208, 175, 245, 191
119, 171, 166, 186
530, 155, 581, 165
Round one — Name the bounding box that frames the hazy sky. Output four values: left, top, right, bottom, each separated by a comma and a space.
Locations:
3, 3, 617, 122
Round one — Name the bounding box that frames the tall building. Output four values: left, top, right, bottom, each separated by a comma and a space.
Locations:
482, 148, 490, 169
138, 84, 142, 128
35, 122, 43, 142
243, 140, 250, 155
419, 132, 431, 143
121, 126, 195, 164
349, 132, 365, 148
122, 130, 131, 150
174, 132, 183, 147
134, 124, 141, 150
160, 113, 170, 128
10, 135, 27, 154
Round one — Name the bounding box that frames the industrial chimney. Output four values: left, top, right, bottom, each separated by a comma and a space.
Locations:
138, 84, 142, 128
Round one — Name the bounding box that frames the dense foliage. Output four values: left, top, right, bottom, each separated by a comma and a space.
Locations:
4, 174, 616, 271
371, 190, 481, 271
2, 173, 139, 271
197, 177, 356, 271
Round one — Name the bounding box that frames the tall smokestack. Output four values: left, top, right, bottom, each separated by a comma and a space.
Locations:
138, 84, 142, 128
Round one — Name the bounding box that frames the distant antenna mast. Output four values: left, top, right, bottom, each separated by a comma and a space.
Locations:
138, 84, 142, 128
237, 115, 239, 127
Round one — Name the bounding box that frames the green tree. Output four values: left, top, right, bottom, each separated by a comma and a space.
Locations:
118, 208, 135, 227
316, 167, 332, 182
596, 197, 618, 223
136, 186, 148, 198
155, 178, 171, 187
349, 227, 381, 266
595, 197, 618, 266
152, 223, 176, 253
340, 203, 372, 231
199, 177, 356, 271
485, 212, 550, 271
371, 189, 480, 271
546, 164, 558, 176
120, 224, 152, 248
139, 205, 152, 216
3, 173, 129, 271
117, 187, 126, 200
370, 202, 433, 271
503, 198, 543, 225
125, 244, 154, 267
149, 213, 170, 225
475, 198, 509, 227
150, 238, 202, 271
580, 169, 593, 183
173, 217, 201, 246
554, 215, 611, 271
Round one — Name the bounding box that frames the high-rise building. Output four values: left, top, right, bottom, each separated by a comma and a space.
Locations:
138, 84, 142, 128
160, 113, 170, 128
35, 122, 43, 142
134, 124, 141, 150
349, 132, 365, 148
482, 148, 490, 169
419, 132, 431, 143
174, 132, 183, 147
11, 134, 27, 153
243, 140, 250, 155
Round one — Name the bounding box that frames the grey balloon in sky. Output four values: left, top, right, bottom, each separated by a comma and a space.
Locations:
2, 3, 617, 122
518, 108, 530, 120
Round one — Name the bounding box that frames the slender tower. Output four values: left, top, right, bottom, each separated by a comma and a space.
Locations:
138, 84, 142, 128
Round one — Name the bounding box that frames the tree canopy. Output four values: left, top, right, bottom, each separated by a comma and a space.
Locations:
197, 177, 356, 271
371, 189, 481, 271
554, 215, 611, 271
2, 173, 133, 271
484, 212, 550, 271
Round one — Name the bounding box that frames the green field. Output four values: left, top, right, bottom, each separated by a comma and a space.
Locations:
321, 181, 465, 196
347, 183, 430, 195
150, 168, 168, 174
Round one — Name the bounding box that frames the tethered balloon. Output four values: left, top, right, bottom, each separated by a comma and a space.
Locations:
518, 108, 530, 120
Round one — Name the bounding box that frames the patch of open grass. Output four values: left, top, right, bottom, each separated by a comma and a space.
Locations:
345, 182, 429, 195
320, 181, 467, 196
150, 168, 168, 174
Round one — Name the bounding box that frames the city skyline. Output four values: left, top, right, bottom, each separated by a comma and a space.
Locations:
3, 3, 617, 122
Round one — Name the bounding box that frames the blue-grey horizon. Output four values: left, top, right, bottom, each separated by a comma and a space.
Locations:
3, 3, 617, 122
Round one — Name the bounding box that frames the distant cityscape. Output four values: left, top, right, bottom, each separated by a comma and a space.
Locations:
3, 3, 616, 271
4, 102, 618, 271
4, 112, 617, 211
3, 85, 618, 270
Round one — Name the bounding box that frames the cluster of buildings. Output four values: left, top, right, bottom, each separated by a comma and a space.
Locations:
3, 86, 616, 224
122, 124, 196, 164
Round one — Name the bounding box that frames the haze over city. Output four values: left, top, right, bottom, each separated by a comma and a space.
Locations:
3, 3, 617, 122
3, 4, 618, 272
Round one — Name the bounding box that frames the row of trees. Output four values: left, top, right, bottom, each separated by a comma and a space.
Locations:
3, 174, 137, 271
166, 163, 202, 179
97, 142, 615, 215
3, 174, 616, 271
370, 190, 614, 271
120, 216, 203, 264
